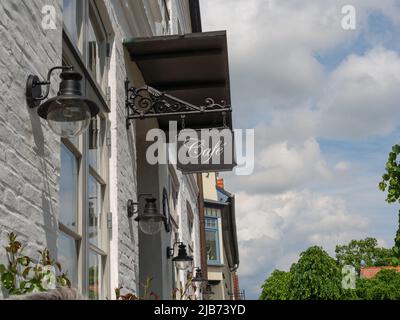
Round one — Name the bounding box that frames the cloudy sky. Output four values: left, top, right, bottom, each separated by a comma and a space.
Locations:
201, 0, 400, 299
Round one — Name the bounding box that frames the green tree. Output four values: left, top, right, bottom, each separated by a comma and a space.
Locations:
288, 246, 342, 300
379, 144, 400, 265
259, 270, 291, 300
335, 238, 394, 273
356, 269, 400, 300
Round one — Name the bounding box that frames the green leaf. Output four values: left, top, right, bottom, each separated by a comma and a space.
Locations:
392, 145, 400, 154
0, 264, 6, 275
1, 272, 15, 289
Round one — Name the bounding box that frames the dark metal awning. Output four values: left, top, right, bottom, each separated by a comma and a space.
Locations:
123, 31, 232, 130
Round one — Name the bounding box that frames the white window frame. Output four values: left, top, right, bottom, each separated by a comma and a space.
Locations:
59, 0, 112, 299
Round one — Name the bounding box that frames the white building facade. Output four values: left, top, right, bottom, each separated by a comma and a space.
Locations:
0, 0, 204, 300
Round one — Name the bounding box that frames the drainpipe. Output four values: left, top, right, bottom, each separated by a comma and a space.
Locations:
196, 173, 208, 283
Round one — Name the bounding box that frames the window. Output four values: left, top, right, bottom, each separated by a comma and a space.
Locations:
59, 116, 109, 299
187, 202, 194, 238
89, 251, 103, 300
58, 230, 78, 288
205, 216, 220, 264
205, 207, 220, 218
89, 116, 106, 174
59, 1, 111, 298
59, 144, 79, 230
63, 0, 110, 96
58, 142, 81, 289
88, 2, 109, 93
63, 0, 85, 53
88, 175, 102, 246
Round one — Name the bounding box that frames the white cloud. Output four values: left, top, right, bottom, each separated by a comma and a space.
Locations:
249, 47, 400, 142
235, 190, 370, 298
227, 138, 333, 193
317, 47, 400, 138
335, 161, 351, 172
201, 0, 400, 125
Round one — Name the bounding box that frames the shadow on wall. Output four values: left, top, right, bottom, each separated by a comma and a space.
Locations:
28, 107, 58, 255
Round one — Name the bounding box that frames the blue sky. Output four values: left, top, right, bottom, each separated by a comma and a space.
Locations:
201, 0, 400, 299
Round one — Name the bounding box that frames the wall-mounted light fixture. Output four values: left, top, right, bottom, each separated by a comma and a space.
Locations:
192, 268, 206, 284
167, 242, 193, 270
204, 283, 215, 296
26, 66, 99, 138
127, 196, 166, 235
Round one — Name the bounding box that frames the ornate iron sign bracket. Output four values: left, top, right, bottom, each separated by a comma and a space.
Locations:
125, 79, 232, 129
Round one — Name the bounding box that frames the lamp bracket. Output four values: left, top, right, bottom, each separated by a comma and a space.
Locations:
26, 66, 73, 108
167, 241, 185, 259
166, 246, 174, 259
125, 79, 232, 129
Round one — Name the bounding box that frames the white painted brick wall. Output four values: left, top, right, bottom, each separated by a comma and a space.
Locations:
0, 0, 63, 299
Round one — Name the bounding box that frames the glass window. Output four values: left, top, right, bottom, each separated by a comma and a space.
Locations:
206, 230, 219, 263
88, 3, 108, 92
63, 0, 84, 51
88, 251, 102, 300
88, 175, 102, 247
60, 144, 79, 230
205, 207, 221, 218
61, 3, 110, 299
89, 116, 104, 172
58, 231, 78, 288
205, 217, 218, 229
205, 217, 220, 264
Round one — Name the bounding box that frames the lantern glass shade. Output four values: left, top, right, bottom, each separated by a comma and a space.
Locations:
175, 260, 192, 271
138, 217, 164, 235
172, 243, 193, 270
45, 98, 93, 138
135, 198, 165, 235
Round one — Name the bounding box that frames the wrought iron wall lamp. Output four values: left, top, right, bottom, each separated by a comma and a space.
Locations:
127, 195, 166, 235
26, 66, 100, 137
167, 242, 193, 270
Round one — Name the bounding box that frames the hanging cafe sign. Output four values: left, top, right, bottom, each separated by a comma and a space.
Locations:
125, 80, 236, 173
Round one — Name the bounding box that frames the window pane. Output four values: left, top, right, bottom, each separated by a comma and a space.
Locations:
89, 117, 103, 172
88, 176, 102, 246
206, 230, 218, 263
60, 144, 78, 230
205, 218, 217, 229
58, 231, 78, 288
88, 5, 107, 91
89, 251, 102, 300
63, 0, 83, 51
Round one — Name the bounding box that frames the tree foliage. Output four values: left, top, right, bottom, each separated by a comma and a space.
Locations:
356, 269, 400, 300
288, 246, 343, 300
259, 270, 291, 300
335, 238, 394, 272
379, 144, 400, 263
259, 242, 400, 300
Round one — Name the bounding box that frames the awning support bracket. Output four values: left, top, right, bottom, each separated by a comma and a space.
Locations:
125, 79, 232, 129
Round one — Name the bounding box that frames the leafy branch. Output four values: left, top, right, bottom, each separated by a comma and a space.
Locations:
379, 144, 400, 262
0, 233, 71, 296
